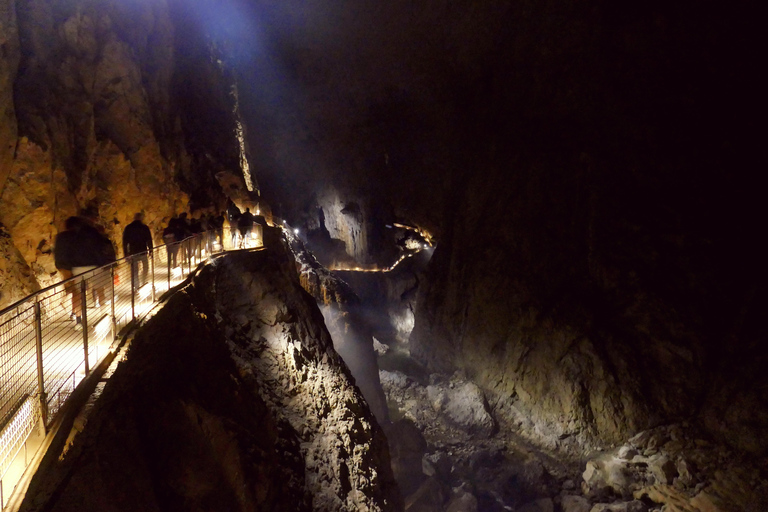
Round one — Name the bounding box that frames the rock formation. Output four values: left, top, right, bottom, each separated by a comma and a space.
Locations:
21, 241, 401, 511
0, 0, 253, 308
286, 228, 389, 423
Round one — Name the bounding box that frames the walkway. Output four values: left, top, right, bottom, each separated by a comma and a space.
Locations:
0, 227, 263, 509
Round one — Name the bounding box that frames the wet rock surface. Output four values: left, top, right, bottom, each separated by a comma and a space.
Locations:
20, 245, 401, 511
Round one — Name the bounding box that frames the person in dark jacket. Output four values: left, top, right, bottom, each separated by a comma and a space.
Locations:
123, 213, 153, 288
237, 208, 255, 248
163, 218, 178, 268
54, 216, 85, 323
227, 201, 241, 248
80, 210, 116, 309
214, 212, 225, 246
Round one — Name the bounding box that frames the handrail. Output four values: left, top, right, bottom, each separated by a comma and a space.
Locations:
0, 224, 263, 509
0, 234, 206, 318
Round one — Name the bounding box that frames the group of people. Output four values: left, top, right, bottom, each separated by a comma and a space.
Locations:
227, 201, 263, 248
161, 212, 227, 266
54, 203, 260, 327
53, 211, 117, 326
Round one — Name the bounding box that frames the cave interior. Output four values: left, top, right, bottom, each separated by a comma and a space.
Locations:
0, 0, 765, 511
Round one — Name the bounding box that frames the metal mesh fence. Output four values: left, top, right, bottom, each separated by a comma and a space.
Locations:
0, 306, 36, 431
0, 229, 263, 498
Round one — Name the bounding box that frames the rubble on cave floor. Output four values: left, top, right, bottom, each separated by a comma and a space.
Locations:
379, 353, 768, 512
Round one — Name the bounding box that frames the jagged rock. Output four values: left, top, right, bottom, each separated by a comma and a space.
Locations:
0, 227, 40, 307
426, 379, 495, 437
288, 230, 390, 422
675, 459, 695, 487
648, 455, 677, 485
374, 336, 391, 355
582, 457, 629, 497
618, 447, 639, 460
561, 495, 591, 512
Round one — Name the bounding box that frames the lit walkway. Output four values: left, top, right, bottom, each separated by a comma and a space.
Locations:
0, 228, 263, 509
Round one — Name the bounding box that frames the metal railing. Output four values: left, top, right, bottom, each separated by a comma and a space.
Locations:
0, 224, 263, 507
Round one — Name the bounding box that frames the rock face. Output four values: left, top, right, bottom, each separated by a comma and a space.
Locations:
0, 0, 251, 307
0, 225, 39, 303
287, 229, 389, 423
402, 3, 766, 456
21, 244, 401, 511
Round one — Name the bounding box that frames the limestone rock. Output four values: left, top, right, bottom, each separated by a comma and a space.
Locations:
648, 455, 677, 485
562, 495, 591, 512
1, 0, 242, 297
0, 227, 39, 307
426, 379, 495, 437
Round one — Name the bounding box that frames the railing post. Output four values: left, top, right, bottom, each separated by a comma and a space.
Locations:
150, 250, 156, 302
111, 265, 116, 340
80, 279, 89, 377
130, 257, 136, 321
167, 245, 171, 289
181, 241, 186, 277
34, 297, 49, 431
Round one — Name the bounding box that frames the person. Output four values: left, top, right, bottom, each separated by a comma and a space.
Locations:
54, 215, 115, 326
123, 213, 153, 288
79, 211, 116, 310
54, 216, 85, 325
214, 212, 225, 246
163, 218, 178, 268
227, 201, 241, 248
237, 208, 255, 248
172, 213, 192, 264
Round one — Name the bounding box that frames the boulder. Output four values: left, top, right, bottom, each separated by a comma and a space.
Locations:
426, 379, 495, 437
649, 455, 678, 485
561, 495, 591, 512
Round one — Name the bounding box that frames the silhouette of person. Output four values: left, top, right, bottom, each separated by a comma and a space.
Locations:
123, 213, 153, 288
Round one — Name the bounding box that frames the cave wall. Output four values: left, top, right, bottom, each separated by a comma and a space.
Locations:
0, 0, 248, 307
410, 2, 766, 455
